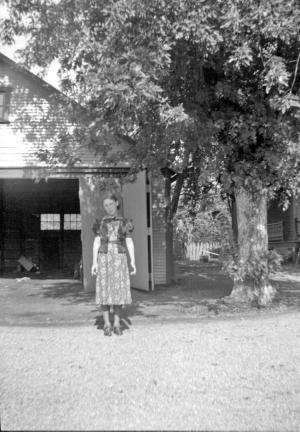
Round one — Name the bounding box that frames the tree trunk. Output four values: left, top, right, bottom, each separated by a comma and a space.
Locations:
230, 195, 238, 245
165, 174, 174, 284
165, 219, 174, 283
164, 170, 185, 283
230, 187, 276, 305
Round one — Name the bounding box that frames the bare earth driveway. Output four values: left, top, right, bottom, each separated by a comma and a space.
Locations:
0, 263, 300, 431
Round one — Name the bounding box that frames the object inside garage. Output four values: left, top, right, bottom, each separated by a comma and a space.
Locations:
0, 178, 82, 275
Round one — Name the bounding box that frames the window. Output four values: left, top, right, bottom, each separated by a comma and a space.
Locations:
40, 213, 81, 231
64, 214, 81, 230
40, 214, 60, 230
0, 88, 11, 122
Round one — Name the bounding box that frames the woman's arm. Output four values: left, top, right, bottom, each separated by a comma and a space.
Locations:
91, 235, 101, 275
126, 237, 136, 275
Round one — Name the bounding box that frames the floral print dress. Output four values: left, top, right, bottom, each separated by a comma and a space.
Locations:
95, 217, 132, 306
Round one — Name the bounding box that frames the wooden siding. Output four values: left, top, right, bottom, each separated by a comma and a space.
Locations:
268, 198, 295, 242
0, 55, 129, 168
0, 59, 67, 166
267, 221, 284, 242
296, 195, 300, 220
151, 174, 168, 284
152, 224, 167, 284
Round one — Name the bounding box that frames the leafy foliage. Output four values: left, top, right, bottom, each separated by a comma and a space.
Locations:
1, 0, 299, 196
175, 183, 232, 243
1, 0, 300, 296
223, 249, 283, 288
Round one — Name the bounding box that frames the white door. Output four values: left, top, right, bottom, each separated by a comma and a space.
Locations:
122, 171, 154, 291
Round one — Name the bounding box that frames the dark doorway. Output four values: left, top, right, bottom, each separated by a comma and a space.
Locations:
40, 237, 60, 271
0, 178, 82, 275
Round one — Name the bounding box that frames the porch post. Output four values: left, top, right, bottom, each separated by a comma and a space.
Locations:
78, 175, 104, 292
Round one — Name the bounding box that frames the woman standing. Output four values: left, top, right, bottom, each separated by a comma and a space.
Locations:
91, 194, 136, 336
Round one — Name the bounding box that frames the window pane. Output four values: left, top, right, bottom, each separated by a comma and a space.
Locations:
0, 93, 8, 121
63, 213, 81, 230
64, 221, 70, 230
40, 214, 61, 230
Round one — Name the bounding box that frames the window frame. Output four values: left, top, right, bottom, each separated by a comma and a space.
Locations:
63, 213, 81, 231
0, 86, 12, 124
40, 213, 61, 231
39, 213, 82, 231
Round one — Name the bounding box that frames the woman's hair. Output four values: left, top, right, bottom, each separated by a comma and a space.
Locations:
103, 193, 120, 209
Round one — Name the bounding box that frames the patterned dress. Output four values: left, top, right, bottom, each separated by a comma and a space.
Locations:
95, 216, 133, 306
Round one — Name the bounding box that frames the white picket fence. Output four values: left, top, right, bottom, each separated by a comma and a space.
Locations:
185, 241, 221, 261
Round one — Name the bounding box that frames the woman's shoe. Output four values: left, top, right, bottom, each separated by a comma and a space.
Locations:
103, 325, 112, 336
113, 326, 123, 336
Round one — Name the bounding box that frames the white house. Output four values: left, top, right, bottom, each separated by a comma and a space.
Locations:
0, 52, 169, 292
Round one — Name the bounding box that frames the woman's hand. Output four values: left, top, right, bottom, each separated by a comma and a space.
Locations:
126, 237, 136, 275
130, 261, 136, 276
91, 264, 98, 276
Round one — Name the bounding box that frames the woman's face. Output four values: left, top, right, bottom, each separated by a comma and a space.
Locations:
103, 198, 118, 216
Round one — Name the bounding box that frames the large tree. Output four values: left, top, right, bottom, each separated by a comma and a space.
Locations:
1, 0, 300, 304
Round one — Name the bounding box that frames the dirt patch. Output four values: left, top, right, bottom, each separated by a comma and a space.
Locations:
0, 262, 299, 326
175, 261, 300, 319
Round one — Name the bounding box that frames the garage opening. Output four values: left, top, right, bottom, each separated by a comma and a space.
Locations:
0, 178, 82, 276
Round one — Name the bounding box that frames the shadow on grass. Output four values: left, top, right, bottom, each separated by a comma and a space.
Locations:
17, 263, 234, 308
28, 281, 95, 305
1, 262, 300, 327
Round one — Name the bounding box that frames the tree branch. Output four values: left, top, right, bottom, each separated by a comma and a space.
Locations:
170, 172, 186, 218
116, 133, 137, 146
291, 50, 300, 93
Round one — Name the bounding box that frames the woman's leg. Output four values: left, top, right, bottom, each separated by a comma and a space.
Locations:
113, 305, 123, 335
102, 305, 111, 328
113, 305, 122, 327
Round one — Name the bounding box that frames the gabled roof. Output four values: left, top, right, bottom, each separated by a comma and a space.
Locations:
0, 51, 131, 170
0, 52, 77, 107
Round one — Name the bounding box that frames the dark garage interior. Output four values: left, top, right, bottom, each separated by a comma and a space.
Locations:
0, 178, 82, 275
